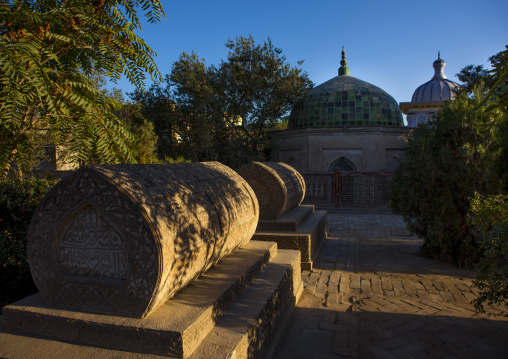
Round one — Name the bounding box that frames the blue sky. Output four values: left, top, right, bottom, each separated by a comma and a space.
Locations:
110, 0, 508, 122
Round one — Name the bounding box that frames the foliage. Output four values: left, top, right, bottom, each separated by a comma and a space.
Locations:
0, 0, 165, 180
470, 193, 508, 316
128, 80, 181, 160
130, 35, 313, 169
455, 50, 505, 96
162, 155, 191, 164
114, 103, 160, 164
0, 177, 59, 281
390, 85, 506, 266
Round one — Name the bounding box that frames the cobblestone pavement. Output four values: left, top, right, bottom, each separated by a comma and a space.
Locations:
273, 213, 508, 359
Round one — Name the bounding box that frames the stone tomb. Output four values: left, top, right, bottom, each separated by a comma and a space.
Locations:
1, 163, 302, 358
237, 162, 327, 270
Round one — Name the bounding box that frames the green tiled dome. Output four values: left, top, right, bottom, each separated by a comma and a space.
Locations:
289, 48, 404, 128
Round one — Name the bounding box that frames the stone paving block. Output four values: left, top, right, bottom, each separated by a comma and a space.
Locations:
461, 291, 476, 303
399, 298, 425, 309
453, 282, 471, 292
308, 272, 320, 284
316, 283, 328, 293
413, 281, 425, 291
326, 293, 339, 307
434, 280, 447, 291
329, 271, 341, 284
391, 278, 405, 296
428, 293, 442, 302
349, 280, 360, 290
439, 290, 453, 302
419, 278, 439, 294
360, 280, 372, 296
338, 294, 351, 305
372, 283, 383, 294
339, 273, 349, 283
402, 279, 417, 296
315, 291, 326, 299
305, 284, 317, 295
416, 290, 430, 301
451, 292, 468, 305
338, 282, 350, 294
319, 270, 332, 284
381, 277, 393, 291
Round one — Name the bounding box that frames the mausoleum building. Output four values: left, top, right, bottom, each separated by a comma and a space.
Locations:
269, 47, 409, 207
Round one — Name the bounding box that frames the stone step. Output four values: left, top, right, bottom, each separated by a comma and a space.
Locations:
189, 249, 303, 359
1, 241, 281, 359
252, 210, 327, 270
256, 204, 314, 232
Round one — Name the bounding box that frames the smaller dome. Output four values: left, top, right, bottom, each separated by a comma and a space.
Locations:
411, 53, 460, 103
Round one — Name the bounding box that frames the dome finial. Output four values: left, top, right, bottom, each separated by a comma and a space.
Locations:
433, 52, 446, 79
339, 45, 350, 76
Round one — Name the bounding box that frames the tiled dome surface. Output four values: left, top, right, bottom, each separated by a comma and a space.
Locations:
288, 75, 404, 128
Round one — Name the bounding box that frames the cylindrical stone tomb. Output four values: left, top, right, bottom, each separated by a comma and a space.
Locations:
28, 162, 259, 318
237, 162, 305, 220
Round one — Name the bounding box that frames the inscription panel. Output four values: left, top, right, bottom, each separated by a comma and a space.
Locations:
57, 204, 129, 284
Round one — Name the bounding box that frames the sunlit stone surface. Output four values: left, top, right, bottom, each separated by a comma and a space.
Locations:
237, 161, 305, 220
28, 162, 259, 318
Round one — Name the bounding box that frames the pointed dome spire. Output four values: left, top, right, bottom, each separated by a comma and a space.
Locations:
339, 46, 350, 76
432, 51, 447, 79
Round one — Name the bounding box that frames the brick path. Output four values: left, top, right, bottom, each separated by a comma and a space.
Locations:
273, 213, 508, 359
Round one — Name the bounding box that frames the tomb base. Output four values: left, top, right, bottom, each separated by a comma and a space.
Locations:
252, 205, 327, 270
1, 241, 302, 359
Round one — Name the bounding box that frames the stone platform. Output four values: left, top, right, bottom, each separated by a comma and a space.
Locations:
253, 205, 327, 271
1, 241, 303, 359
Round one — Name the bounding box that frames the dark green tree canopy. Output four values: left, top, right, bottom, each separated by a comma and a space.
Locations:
0, 0, 165, 180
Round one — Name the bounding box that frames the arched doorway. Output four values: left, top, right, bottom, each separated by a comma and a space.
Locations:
328, 156, 357, 172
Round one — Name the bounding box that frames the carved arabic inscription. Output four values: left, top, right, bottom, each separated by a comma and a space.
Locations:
57, 204, 130, 284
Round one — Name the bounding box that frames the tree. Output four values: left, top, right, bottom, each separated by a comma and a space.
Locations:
455, 50, 506, 96
470, 193, 508, 316
131, 36, 313, 169
391, 48, 508, 267
0, 0, 165, 180
115, 103, 160, 164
